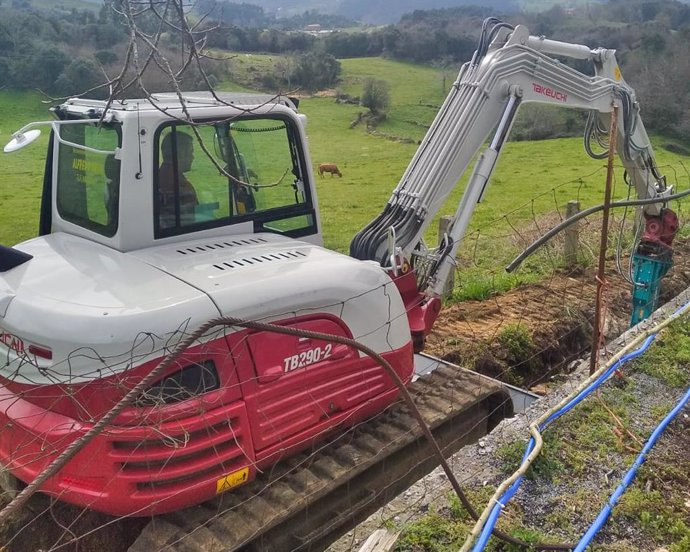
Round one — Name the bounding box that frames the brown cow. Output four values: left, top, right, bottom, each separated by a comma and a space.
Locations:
318, 163, 342, 177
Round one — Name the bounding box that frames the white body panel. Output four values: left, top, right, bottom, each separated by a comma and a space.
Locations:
0, 232, 409, 385
128, 233, 408, 351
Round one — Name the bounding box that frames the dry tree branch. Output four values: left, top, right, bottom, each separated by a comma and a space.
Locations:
30, 0, 294, 181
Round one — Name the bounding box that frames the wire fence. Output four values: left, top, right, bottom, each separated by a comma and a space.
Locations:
1, 162, 690, 552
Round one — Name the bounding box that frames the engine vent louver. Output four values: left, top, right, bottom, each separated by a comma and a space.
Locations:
213, 250, 307, 271
176, 237, 268, 256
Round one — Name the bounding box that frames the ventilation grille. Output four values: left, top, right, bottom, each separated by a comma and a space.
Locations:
176, 237, 268, 256
213, 250, 307, 271
109, 408, 248, 495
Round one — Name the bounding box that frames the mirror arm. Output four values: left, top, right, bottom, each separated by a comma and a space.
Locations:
4, 117, 114, 154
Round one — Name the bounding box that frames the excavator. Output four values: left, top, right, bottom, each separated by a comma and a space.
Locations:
0, 17, 679, 545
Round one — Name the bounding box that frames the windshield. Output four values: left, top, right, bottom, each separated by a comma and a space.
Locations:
154, 117, 315, 239
56, 123, 121, 237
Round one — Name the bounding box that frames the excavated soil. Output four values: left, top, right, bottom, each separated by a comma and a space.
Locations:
3, 241, 690, 552
426, 239, 690, 391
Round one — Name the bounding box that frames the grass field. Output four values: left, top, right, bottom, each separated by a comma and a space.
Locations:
2, 56, 689, 297
28, 0, 101, 12
337, 58, 451, 142
0, 91, 52, 245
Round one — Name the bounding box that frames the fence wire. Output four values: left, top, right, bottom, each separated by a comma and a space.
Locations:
1, 163, 689, 552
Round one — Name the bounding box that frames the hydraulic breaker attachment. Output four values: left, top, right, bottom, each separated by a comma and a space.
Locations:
630, 249, 673, 327
630, 208, 678, 327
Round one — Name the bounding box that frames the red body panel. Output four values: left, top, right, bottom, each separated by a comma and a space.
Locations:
0, 315, 414, 515
392, 271, 442, 351
0, 382, 255, 515
4, 339, 243, 423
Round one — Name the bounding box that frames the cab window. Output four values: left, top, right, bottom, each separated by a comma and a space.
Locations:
154, 118, 316, 239
56, 124, 120, 237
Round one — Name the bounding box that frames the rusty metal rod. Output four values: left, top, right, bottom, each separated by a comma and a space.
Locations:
590, 104, 619, 375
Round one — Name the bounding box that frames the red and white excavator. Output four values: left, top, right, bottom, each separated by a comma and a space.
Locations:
0, 19, 677, 516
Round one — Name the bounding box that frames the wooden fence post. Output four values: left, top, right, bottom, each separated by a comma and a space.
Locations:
564, 200, 580, 268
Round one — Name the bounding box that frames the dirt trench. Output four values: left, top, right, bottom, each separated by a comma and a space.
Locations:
426, 239, 690, 392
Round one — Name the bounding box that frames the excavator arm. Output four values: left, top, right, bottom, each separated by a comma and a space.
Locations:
350, 19, 676, 324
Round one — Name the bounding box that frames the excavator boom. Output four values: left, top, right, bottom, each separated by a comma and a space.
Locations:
350, 19, 675, 307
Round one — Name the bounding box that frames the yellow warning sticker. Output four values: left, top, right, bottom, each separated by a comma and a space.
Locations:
216, 467, 250, 494
614, 66, 622, 81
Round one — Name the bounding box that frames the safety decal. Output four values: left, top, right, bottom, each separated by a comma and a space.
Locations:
216, 466, 250, 494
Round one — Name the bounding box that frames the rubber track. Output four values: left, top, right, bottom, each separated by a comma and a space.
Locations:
129, 365, 513, 552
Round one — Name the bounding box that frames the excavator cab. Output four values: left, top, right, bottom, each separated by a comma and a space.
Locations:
5, 92, 323, 253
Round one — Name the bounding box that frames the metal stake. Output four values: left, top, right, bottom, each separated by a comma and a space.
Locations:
590, 104, 618, 375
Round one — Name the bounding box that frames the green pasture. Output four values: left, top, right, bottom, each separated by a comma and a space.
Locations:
0, 91, 51, 245
27, 0, 100, 12
301, 86, 690, 288
222, 53, 279, 92
338, 58, 451, 142
223, 54, 451, 143
2, 55, 689, 299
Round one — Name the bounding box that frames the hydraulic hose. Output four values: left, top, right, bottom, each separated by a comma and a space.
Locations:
505, 188, 690, 273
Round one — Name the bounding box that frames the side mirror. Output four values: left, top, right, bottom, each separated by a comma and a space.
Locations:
4, 129, 42, 153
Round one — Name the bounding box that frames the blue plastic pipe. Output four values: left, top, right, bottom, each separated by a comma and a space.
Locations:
470, 334, 660, 552
470, 301, 690, 552
540, 335, 656, 428
574, 383, 690, 551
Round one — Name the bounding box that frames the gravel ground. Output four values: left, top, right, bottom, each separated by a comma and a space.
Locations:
328, 288, 690, 552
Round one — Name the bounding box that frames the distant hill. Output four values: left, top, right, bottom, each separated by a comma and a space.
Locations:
14, 0, 690, 25
336, 0, 519, 24
16, 0, 101, 12
226, 0, 605, 23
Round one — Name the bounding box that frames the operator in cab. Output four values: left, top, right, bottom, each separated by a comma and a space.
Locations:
158, 130, 198, 226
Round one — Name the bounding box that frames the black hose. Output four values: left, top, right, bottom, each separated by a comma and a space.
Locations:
506, 189, 690, 273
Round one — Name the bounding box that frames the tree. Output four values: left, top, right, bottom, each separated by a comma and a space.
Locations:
11, 45, 70, 90
324, 31, 378, 58
54, 58, 102, 96
289, 51, 340, 91
360, 77, 390, 115
0, 58, 9, 87
94, 50, 118, 66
